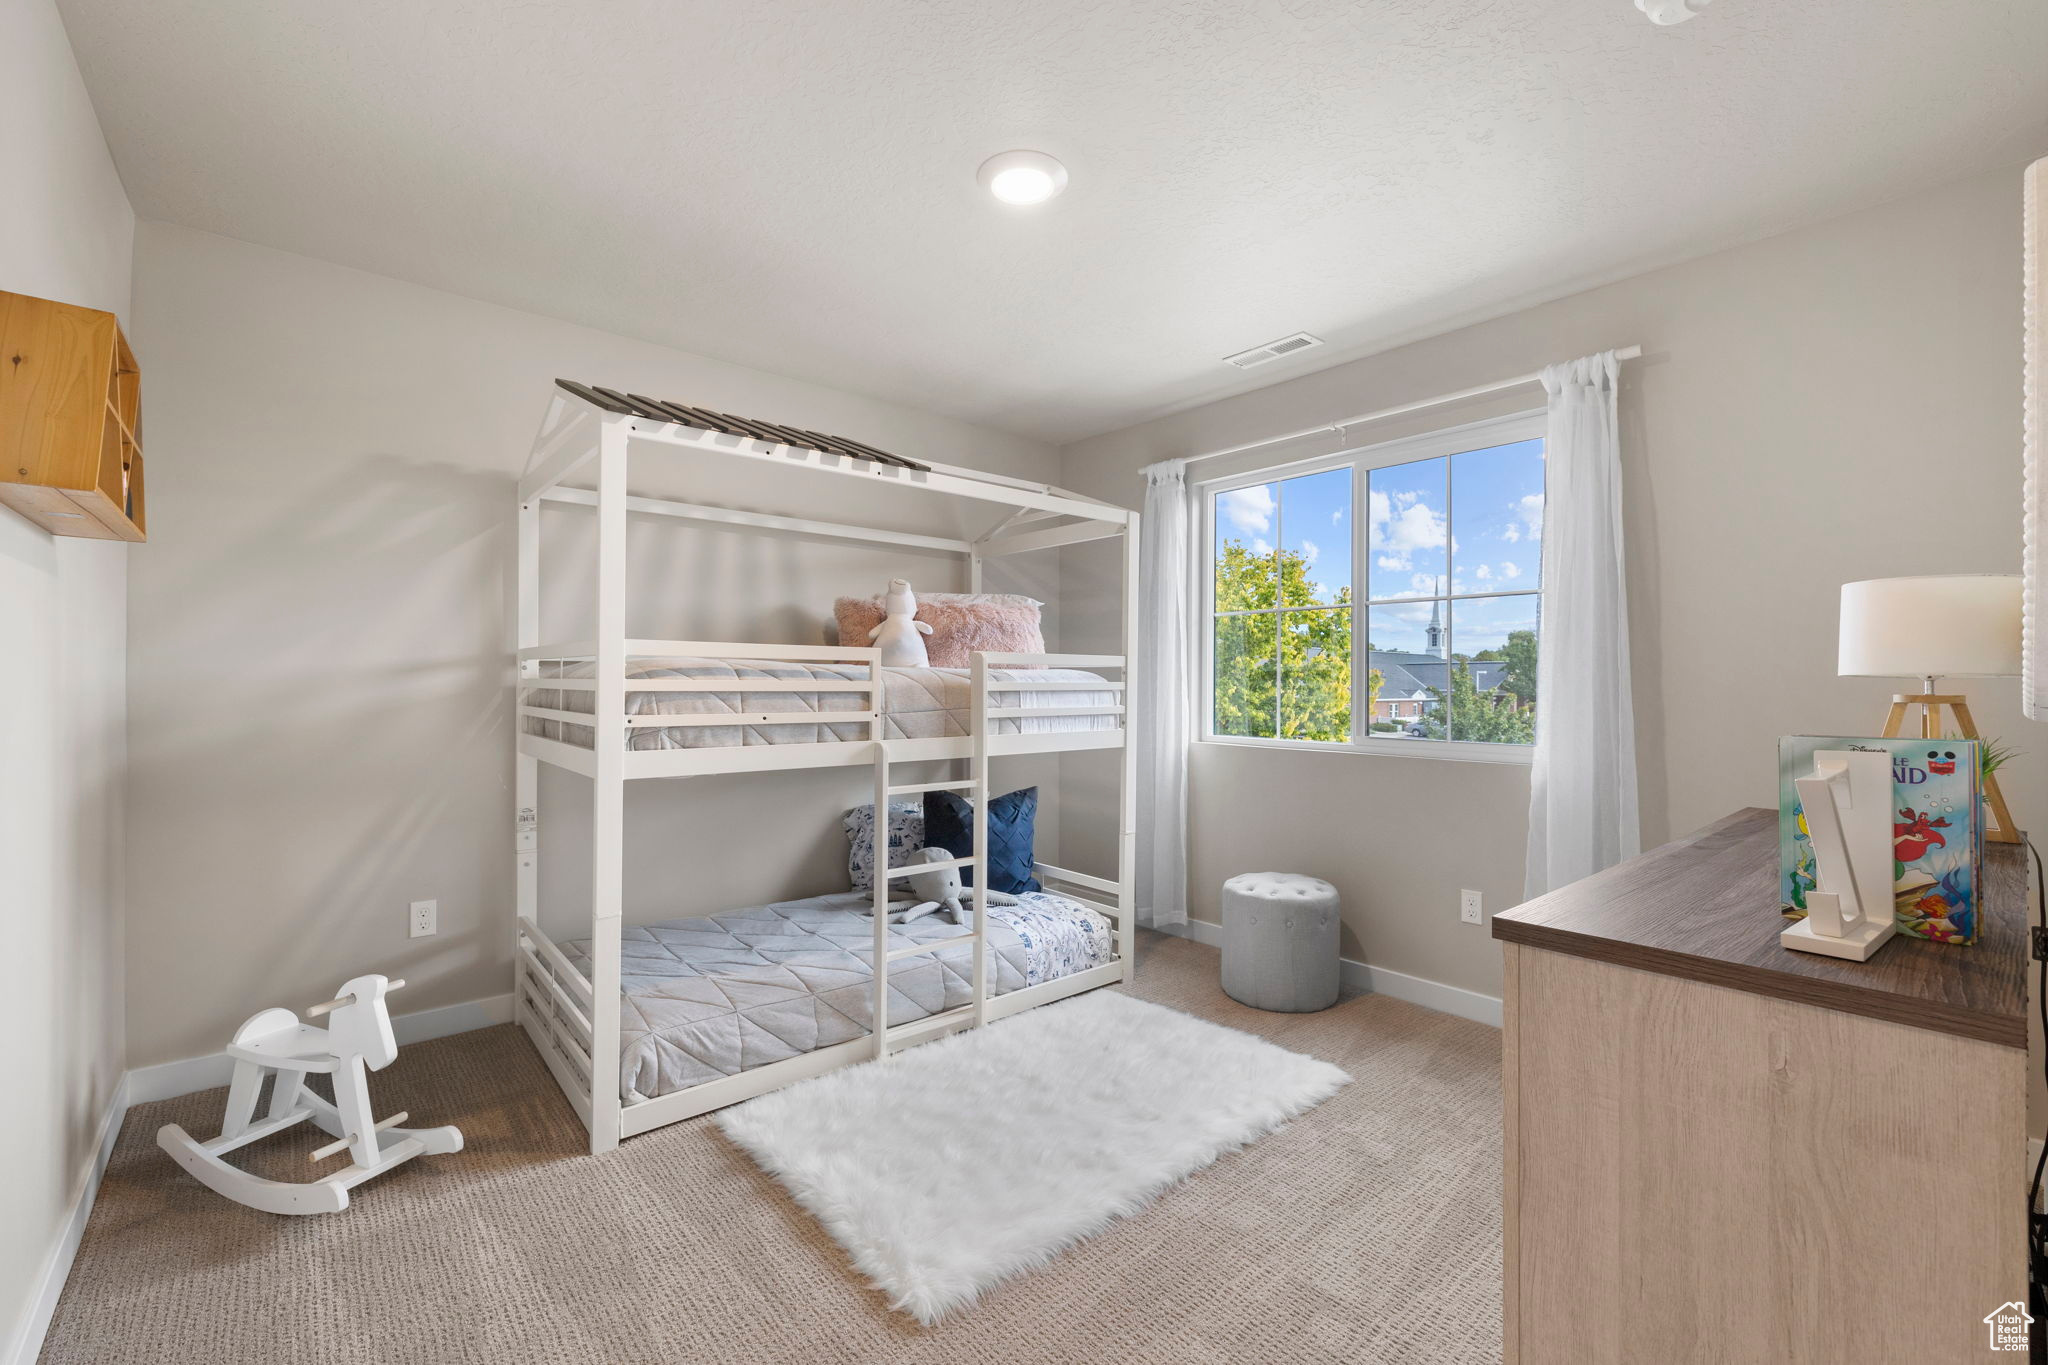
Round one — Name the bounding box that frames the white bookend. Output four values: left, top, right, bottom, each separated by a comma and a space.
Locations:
1781, 749, 1897, 961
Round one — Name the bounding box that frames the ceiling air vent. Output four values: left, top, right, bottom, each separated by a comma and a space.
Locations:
1223, 332, 1325, 369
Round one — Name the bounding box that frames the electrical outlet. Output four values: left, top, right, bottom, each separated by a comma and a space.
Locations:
1459, 889, 1483, 925
410, 899, 437, 938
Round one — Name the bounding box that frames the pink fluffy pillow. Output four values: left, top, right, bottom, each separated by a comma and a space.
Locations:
833, 592, 1044, 668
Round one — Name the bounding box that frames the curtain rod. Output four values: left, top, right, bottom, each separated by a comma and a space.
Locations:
1177, 345, 1642, 469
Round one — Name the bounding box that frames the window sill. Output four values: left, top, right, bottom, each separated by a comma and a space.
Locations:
1199, 734, 1535, 766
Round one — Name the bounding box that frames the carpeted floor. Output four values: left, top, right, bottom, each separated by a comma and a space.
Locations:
40, 932, 1503, 1365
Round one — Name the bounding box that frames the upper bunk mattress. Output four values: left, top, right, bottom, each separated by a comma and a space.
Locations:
558, 890, 1115, 1102
524, 657, 1117, 750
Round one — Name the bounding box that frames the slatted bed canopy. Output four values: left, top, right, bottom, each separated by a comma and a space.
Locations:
553, 380, 933, 471
527, 378, 1129, 550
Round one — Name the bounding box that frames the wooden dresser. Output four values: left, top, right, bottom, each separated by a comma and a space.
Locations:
1493, 808, 2029, 1364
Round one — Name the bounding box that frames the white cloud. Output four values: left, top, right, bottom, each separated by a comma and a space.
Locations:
1501, 494, 1543, 543
1251, 538, 1273, 557
1367, 487, 1447, 572
1501, 561, 1521, 580
1219, 485, 1275, 538
1473, 564, 1492, 581
1300, 539, 1320, 565
1513, 494, 1542, 542
1332, 507, 1345, 525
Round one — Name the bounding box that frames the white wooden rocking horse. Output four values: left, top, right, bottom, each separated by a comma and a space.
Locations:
156, 974, 463, 1214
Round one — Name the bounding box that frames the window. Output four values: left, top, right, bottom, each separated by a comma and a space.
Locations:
1204, 413, 1544, 759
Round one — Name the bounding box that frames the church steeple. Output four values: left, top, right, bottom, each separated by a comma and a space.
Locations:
1425, 578, 1445, 656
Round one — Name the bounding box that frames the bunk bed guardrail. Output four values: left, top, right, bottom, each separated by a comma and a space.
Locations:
516, 640, 889, 771
510, 646, 1133, 1141
514, 642, 1128, 771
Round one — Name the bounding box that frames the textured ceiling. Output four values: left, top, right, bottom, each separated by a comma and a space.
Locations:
56, 0, 2048, 444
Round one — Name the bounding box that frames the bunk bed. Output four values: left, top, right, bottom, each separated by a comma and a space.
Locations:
512, 381, 1139, 1153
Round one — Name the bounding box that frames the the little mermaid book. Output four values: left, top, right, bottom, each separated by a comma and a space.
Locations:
1778, 735, 1984, 945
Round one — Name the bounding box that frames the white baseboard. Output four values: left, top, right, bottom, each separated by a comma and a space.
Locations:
1340, 957, 1505, 1028
4, 1076, 128, 1365
125, 991, 515, 1104
12, 992, 516, 1362
1152, 916, 1226, 950
1150, 918, 1504, 1028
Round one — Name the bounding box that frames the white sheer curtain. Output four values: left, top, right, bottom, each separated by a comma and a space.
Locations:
1524, 351, 1640, 899
1136, 458, 1191, 926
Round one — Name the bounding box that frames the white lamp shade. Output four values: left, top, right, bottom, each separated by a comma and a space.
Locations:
1838, 575, 2022, 679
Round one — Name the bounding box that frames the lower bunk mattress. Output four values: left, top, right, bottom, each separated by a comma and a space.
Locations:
524, 656, 1118, 751
559, 891, 1115, 1103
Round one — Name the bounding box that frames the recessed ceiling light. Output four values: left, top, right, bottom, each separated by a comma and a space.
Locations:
977, 150, 1068, 206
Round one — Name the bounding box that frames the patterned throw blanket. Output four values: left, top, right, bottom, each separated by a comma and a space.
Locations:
560, 891, 1114, 1101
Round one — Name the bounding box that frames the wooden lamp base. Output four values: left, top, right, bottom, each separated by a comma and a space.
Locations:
1879, 693, 2020, 844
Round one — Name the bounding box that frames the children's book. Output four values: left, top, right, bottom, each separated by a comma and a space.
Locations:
1778, 735, 1984, 944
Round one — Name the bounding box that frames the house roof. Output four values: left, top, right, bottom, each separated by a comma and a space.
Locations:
1369, 650, 1507, 699
555, 379, 931, 471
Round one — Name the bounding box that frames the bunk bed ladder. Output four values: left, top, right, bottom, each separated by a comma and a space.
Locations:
870, 657, 992, 1059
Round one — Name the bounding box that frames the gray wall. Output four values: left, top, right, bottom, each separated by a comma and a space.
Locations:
1060, 162, 2042, 1010
125, 221, 1063, 1068
0, 0, 134, 1353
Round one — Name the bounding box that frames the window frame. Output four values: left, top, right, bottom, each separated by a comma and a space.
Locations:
1196, 408, 1546, 765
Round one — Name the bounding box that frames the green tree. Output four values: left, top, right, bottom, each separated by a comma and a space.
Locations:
1501, 629, 1538, 706
1213, 611, 1277, 737
1213, 540, 1352, 741
1420, 659, 1536, 744
1279, 609, 1350, 740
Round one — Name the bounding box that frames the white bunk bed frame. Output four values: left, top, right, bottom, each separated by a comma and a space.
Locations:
512, 383, 1140, 1154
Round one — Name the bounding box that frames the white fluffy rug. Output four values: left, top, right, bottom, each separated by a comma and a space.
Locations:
715, 990, 1350, 1323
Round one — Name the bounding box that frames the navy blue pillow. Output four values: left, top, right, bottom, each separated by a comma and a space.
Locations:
923, 787, 1041, 895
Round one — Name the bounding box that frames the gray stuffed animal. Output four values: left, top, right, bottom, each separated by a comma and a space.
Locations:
877, 846, 1019, 926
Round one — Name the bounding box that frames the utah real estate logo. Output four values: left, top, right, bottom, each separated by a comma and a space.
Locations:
1983, 1301, 2032, 1351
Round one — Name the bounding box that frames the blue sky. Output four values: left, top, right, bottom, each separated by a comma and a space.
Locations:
1215, 436, 1544, 655
1446, 438, 1544, 597
1215, 466, 1351, 606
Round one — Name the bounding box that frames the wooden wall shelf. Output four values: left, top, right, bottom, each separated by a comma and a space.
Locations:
0, 289, 146, 541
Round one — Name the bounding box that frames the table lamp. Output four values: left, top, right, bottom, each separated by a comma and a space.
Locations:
1838, 574, 2021, 843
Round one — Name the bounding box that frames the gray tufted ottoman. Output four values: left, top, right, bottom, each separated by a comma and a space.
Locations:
1219, 872, 1340, 1012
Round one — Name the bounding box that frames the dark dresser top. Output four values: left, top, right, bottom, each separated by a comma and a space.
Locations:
1492, 807, 2031, 1049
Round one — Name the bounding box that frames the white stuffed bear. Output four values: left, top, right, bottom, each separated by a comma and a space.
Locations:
876, 846, 1020, 926
868, 577, 934, 668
